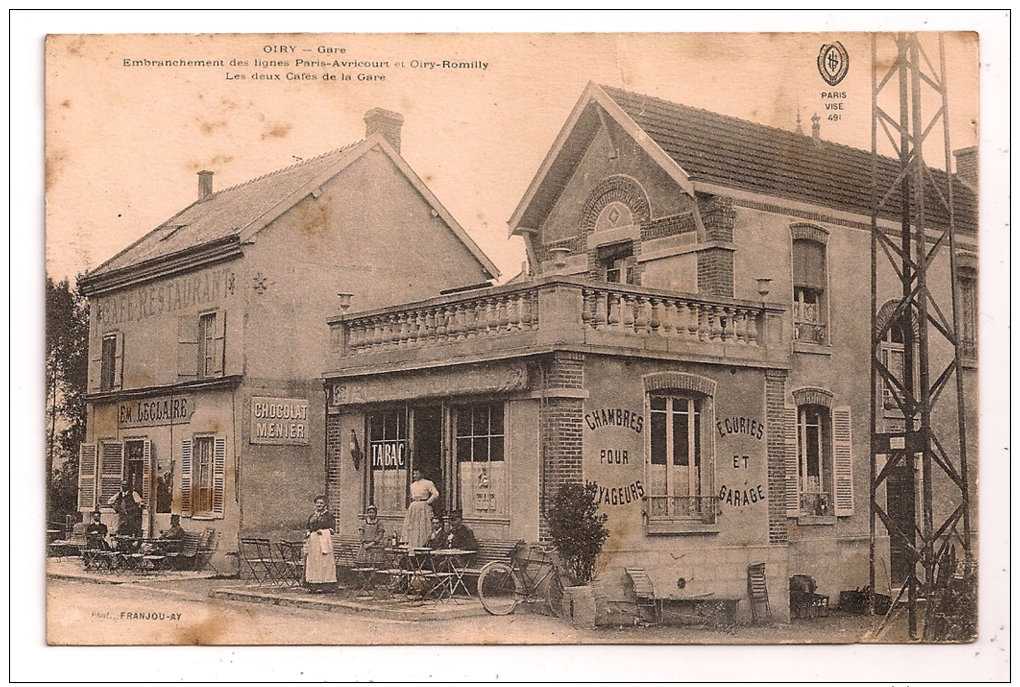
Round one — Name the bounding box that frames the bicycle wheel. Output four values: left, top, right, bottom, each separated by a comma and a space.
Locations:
478, 561, 519, 615
544, 568, 565, 618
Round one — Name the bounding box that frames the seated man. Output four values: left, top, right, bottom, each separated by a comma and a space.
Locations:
425, 515, 446, 550
157, 514, 186, 554
84, 510, 110, 551
443, 509, 477, 553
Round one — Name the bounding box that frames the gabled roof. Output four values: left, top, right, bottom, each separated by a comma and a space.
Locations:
84, 134, 498, 286
510, 83, 976, 235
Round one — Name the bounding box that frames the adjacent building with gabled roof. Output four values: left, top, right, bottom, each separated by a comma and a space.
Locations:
77, 109, 498, 572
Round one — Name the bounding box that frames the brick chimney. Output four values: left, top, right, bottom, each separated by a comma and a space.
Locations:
364, 108, 404, 154
953, 146, 978, 189
198, 170, 214, 199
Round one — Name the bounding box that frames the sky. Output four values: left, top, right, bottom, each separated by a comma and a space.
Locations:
43, 29, 980, 284
14, 10, 1011, 684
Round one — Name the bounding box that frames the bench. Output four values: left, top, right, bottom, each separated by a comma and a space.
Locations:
49, 524, 87, 558
331, 534, 376, 588
625, 567, 741, 626
460, 539, 524, 579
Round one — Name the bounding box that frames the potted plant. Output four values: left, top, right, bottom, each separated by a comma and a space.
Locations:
546, 482, 609, 627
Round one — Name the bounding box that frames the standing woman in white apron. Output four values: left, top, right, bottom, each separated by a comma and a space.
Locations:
304, 495, 337, 593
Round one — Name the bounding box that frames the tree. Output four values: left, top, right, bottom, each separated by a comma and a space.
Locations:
546, 482, 610, 585
46, 275, 89, 524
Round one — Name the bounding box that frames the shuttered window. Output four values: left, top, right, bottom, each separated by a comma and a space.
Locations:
792, 238, 828, 344
180, 436, 225, 518
99, 332, 124, 391
77, 444, 98, 510
784, 403, 854, 518
99, 442, 125, 502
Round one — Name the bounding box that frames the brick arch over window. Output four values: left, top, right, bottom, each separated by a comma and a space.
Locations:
790, 386, 835, 408
876, 300, 920, 338
643, 371, 716, 398
581, 175, 651, 231
790, 222, 830, 244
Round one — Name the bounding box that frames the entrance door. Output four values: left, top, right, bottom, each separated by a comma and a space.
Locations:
887, 460, 917, 585
412, 406, 445, 514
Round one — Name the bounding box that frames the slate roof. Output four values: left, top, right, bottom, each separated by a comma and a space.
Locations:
601, 85, 977, 234
88, 143, 363, 277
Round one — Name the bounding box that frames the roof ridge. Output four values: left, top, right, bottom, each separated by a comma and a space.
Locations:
203, 140, 364, 198
598, 84, 957, 176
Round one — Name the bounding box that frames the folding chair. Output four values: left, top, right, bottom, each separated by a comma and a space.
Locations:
240, 537, 281, 585
197, 530, 221, 575
277, 540, 306, 587
747, 562, 772, 624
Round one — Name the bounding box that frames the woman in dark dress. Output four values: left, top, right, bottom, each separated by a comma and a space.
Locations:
304, 495, 337, 593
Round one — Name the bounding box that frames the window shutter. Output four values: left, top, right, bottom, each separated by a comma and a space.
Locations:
832, 406, 855, 516
77, 444, 98, 510
210, 311, 226, 376
213, 437, 226, 515
88, 342, 102, 393
784, 406, 799, 517
99, 442, 125, 501
141, 439, 152, 501
180, 439, 192, 515
113, 331, 125, 390
178, 316, 199, 379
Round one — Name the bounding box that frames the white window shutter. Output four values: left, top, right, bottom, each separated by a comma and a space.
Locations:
210, 311, 226, 376
180, 439, 192, 515
99, 442, 125, 501
141, 439, 152, 501
88, 342, 102, 393
77, 444, 98, 510
832, 406, 855, 516
178, 316, 199, 379
113, 331, 125, 390
784, 406, 799, 517
213, 437, 226, 515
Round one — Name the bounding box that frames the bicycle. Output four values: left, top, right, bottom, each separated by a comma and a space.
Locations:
477, 543, 564, 617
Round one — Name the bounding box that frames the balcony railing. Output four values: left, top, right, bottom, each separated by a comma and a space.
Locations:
327, 277, 783, 371
793, 301, 827, 344
800, 491, 831, 517
643, 495, 719, 523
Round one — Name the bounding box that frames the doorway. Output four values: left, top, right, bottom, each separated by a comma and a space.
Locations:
887, 460, 917, 585
412, 405, 445, 513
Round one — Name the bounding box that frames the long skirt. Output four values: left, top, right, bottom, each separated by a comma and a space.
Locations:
304, 529, 337, 585
401, 501, 433, 548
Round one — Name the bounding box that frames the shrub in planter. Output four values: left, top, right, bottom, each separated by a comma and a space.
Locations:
546, 482, 609, 586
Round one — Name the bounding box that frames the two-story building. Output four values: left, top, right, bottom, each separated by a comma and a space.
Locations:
321, 84, 977, 623
76, 109, 498, 572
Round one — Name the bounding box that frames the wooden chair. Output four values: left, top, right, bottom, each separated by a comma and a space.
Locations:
747, 562, 772, 624
167, 532, 202, 571
625, 567, 660, 623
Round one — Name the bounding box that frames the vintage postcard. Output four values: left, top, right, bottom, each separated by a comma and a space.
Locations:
33, 21, 1007, 679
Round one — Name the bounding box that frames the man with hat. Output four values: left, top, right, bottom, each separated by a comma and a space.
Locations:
107, 479, 143, 537
444, 509, 477, 553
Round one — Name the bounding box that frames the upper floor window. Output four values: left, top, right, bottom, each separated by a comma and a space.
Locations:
958, 268, 977, 359
880, 320, 906, 411
598, 242, 636, 285
100, 331, 123, 392
792, 238, 828, 344
178, 310, 225, 379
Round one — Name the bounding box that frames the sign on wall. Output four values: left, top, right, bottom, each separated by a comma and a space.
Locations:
118, 396, 194, 428
250, 397, 309, 445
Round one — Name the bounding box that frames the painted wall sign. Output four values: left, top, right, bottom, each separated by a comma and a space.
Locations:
718, 484, 766, 508
118, 396, 193, 428
250, 396, 309, 445
715, 416, 764, 440
587, 479, 645, 507
371, 441, 406, 469
98, 267, 235, 325
584, 407, 643, 433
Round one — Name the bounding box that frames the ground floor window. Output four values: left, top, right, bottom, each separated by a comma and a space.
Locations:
454, 402, 506, 518
181, 435, 225, 517
784, 396, 855, 518
797, 405, 832, 516
363, 402, 508, 520
646, 394, 713, 521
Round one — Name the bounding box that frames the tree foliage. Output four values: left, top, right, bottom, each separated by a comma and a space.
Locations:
546, 482, 610, 585
46, 276, 89, 524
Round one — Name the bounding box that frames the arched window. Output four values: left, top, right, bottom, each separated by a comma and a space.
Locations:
785, 388, 854, 519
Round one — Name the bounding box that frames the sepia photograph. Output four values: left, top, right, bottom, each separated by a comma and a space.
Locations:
17, 10, 1009, 682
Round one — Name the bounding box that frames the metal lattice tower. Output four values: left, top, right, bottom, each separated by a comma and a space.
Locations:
869, 33, 974, 641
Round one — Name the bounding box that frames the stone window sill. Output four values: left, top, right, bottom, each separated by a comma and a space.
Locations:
645, 519, 720, 536
794, 515, 837, 526
793, 341, 832, 356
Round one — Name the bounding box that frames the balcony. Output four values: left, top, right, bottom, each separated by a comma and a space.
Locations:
326, 276, 787, 376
